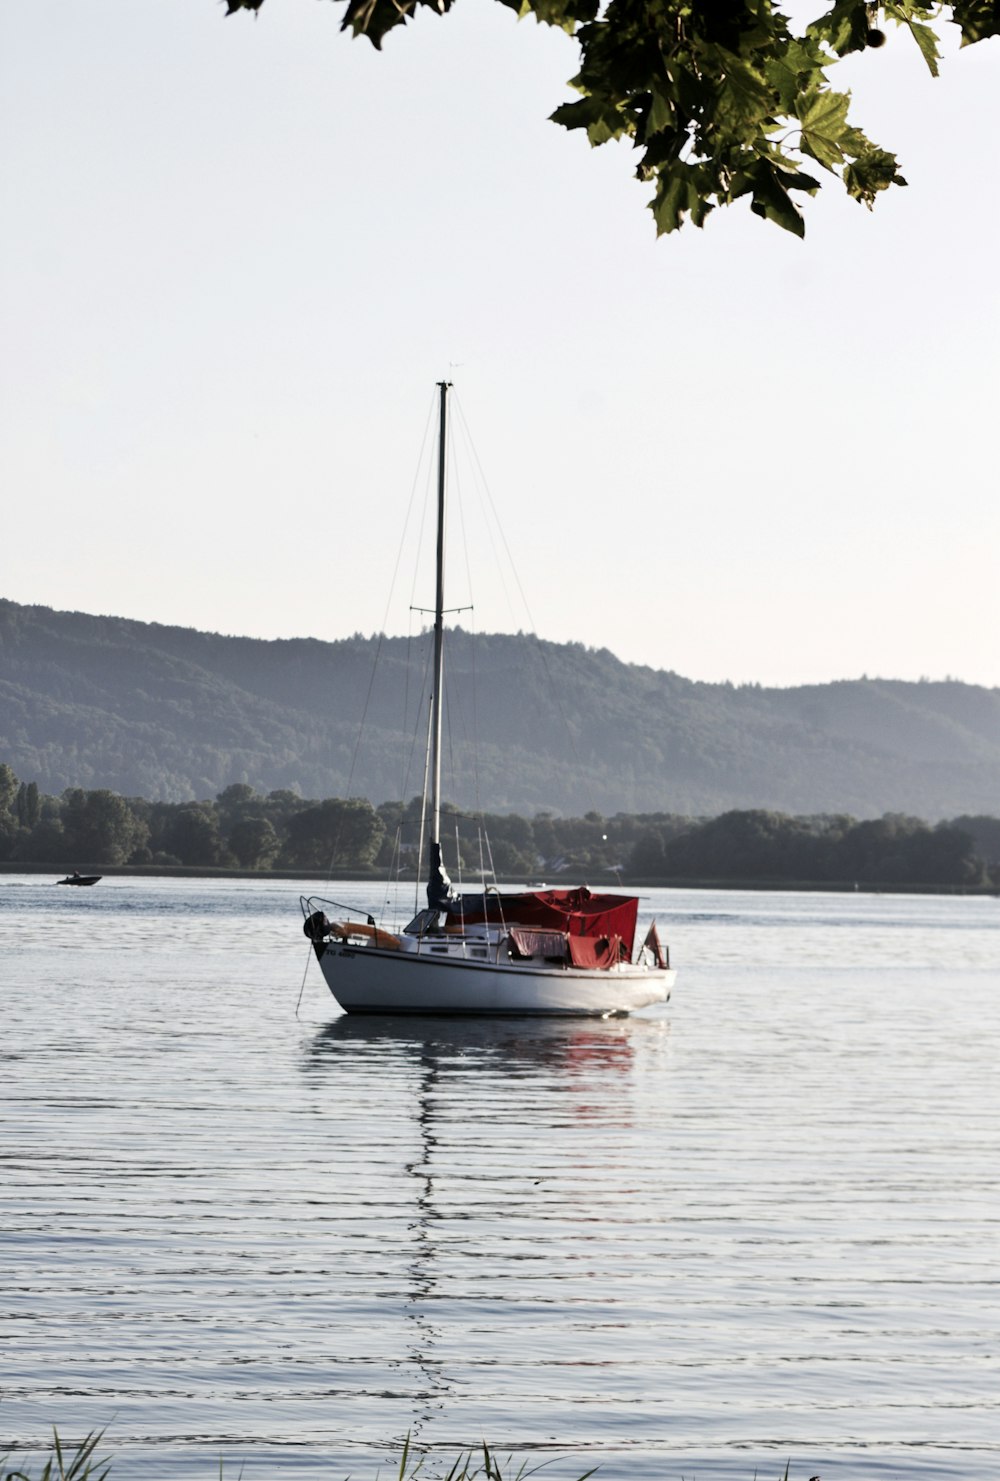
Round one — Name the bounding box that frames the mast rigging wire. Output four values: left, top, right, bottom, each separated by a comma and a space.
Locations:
322, 391, 438, 879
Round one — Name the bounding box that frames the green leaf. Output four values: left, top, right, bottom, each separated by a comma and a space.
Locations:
221, 0, 946, 236
647, 79, 678, 137
807, 0, 870, 56
840, 123, 876, 157
773, 162, 822, 195
707, 47, 776, 145
745, 158, 807, 236
712, 46, 773, 111
844, 147, 907, 205
797, 88, 851, 169
907, 17, 941, 74
550, 94, 628, 144
340, 0, 417, 47
503, 0, 599, 33
952, 0, 1000, 46
764, 37, 828, 114
649, 164, 714, 234
885, 4, 941, 74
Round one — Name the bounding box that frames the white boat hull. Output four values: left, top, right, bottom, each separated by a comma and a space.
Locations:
315, 940, 674, 1017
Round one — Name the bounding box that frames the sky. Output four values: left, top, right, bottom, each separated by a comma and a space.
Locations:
1, 0, 998, 689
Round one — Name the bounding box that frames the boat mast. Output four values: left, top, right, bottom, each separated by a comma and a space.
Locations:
427, 379, 453, 909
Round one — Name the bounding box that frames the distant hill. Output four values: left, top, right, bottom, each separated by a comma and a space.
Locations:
2, 596, 999, 818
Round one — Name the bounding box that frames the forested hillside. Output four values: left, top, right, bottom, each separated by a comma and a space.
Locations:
2, 597, 999, 818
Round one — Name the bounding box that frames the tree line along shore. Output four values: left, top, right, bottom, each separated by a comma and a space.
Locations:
2, 765, 998, 891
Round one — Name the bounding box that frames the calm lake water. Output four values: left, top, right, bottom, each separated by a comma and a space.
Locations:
2, 877, 998, 1481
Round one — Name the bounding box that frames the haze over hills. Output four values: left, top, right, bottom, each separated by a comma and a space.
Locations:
1, 597, 998, 819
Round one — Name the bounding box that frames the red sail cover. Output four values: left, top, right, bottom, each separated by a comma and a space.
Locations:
567, 933, 623, 970
449, 887, 639, 954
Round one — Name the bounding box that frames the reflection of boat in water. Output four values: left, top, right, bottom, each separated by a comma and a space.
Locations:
307, 1012, 669, 1078
57, 873, 101, 887
301, 383, 676, 1018
300, 1012, 666, 1450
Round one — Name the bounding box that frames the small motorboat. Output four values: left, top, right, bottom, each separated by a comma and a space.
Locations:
57, 873, 102, 887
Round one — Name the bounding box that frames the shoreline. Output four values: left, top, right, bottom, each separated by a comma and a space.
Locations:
1, 861, 996, 896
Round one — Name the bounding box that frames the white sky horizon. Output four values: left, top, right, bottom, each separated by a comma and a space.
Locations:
2, 1, 998, 690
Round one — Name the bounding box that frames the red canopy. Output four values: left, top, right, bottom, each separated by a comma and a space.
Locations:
567, 934, 623, 970
448, 887, 639, 953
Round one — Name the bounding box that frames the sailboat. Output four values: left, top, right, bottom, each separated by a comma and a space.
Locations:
300, 383, 676, 1016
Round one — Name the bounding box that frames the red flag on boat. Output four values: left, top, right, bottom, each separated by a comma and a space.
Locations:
643, 921, 667, 969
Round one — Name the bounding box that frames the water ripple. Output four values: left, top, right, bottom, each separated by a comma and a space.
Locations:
1, 879, 998, 1479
